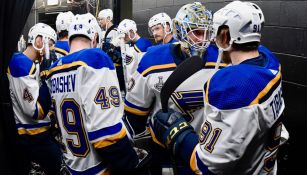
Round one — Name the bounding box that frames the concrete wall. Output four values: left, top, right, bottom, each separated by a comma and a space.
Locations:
133, 0, 307, 174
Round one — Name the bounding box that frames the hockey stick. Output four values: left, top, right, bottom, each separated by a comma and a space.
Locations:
160, 55, 205, 112
159, 55, 204, 175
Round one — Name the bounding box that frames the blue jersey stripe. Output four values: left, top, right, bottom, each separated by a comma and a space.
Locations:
16, 122, 51, 129
124, 99, 150, 112
88, 123, 122, 141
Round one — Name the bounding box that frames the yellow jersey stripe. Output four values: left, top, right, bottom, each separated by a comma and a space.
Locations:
134, 45, 142, 53
93, 127, 127, 149
250, 70, 281, 105
37, 102, 45, 120
124, 105, 149, 116
47, 61, 87, 77
29, 64, 36, 75
18, 125, 50, 135
141, 63, 176, 76
205, 78, 211, 103
55, 47, 68, 55
190, 147, 202, 175
7, 67, 11, 75
205, 62, 228, 68
148, 128, 165, 148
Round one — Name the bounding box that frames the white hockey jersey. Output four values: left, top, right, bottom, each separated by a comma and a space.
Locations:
7, 53, 51, 135
125, 43, 226, 134
46, 48, 127, 174
190, 46, 286, 175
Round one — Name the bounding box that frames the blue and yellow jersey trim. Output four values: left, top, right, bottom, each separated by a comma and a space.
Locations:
190, 147, 210, 175
16, 122, 51, 135
54, 47, 68, 56
88, 122, 127, 149
32, 102, 45, 120
205, 55, 281, 110
141, 63, 176, 77
134, 37, 152, 53
7, 53, 36, 77
134, 44, 142, 53
124, 99, 150, 116
65, 161, 108, 175
137, 44, 176, 77
47, 48, 114, 78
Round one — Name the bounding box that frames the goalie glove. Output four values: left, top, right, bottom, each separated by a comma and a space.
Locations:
150, 109, 195, 155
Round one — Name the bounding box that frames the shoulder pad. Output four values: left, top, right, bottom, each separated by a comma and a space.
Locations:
206, 64, 281, 110
8, 53, 35, 77
137, 44, 176, 77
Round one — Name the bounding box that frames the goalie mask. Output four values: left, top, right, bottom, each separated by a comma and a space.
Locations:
28, 23, 57, 60
173, 2, 213, 56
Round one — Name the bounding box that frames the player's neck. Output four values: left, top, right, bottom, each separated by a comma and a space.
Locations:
230, 50, 260, 65
163, 34, 173, 44
132, 34, 140, 43
70, 40, 91, 54
59, 36, 68, 41
23, 46, 39, 62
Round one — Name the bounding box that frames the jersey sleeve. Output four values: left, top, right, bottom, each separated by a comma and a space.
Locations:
8, 63, 50, 120
124, 67, 154, 117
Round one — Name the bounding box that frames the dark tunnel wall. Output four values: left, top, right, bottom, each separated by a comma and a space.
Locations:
133, 0, 307, 174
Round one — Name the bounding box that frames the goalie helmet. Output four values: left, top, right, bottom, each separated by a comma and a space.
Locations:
148, 13, 172, 36
212, 1, 264, 45
98, 9, 113, 20
68, 14, 96, 42
56, 11, 74, 33
173, 2, 213, 55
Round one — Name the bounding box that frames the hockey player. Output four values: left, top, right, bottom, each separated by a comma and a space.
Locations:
117, 19, 152, 91
98, 8, 126, 92
124, 2, 221, 175
55, 11, 74, 58
148, 12, 178, 44
150, 1, 287, 174
7, 23, 62, 175
46, 14, 146, 175
118, 19, 152, 53
77, 12, 104, 49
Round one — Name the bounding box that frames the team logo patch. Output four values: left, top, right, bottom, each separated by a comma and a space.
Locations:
154, 76, 164, 91
127, 78, 135, 92
125, 55, 133, 65
23, 88, 34, 103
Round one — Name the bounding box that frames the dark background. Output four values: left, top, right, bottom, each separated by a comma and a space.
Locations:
1, 0, 306, 174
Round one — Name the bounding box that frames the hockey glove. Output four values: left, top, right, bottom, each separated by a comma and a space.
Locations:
150, 109, 195, 155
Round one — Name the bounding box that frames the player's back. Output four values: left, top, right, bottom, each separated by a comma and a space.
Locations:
197, 48, 284, 175
47, 48, 123, 174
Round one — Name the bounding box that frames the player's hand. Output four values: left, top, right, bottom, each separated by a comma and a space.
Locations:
150, 109, 195, 154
